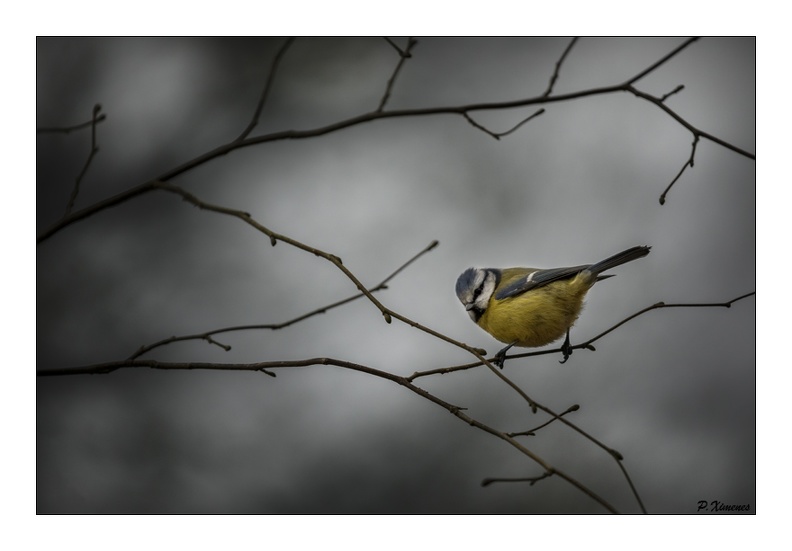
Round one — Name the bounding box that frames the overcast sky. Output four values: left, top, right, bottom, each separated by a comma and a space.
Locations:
37, 37, 755, 514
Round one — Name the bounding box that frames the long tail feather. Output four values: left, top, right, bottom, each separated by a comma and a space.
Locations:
588, 246, 651, 276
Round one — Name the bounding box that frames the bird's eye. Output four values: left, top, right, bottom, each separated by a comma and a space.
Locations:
472, 286, 482, 300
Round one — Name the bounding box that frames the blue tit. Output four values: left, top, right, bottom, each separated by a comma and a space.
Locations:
455, 246, 650, 366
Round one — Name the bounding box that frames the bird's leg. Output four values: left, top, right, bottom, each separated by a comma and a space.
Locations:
494, 342, 516, 369
559, 329, 572, 364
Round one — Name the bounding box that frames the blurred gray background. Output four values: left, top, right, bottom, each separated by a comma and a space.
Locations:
37, 37, 755, 514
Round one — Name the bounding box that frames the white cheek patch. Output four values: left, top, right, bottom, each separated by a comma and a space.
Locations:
475, 272, 496, 310
473, 270, 486, 291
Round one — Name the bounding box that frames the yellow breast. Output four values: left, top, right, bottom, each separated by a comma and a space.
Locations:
477, 272, 594, 347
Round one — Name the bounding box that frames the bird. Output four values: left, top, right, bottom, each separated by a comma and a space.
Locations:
455, 245, 650, 367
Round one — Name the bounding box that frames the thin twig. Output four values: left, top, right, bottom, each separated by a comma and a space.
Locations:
377, 37, 417, 112
463, 109, 545, 140
235, 37, 295, 142
581, 292, 756, 347
37, 112, 107, 134
543, 37, 578, 97
660, 135, 699, 205
615, 459, 647, 513
482, 472, 553, 487
625, 37, 700, 85
660, 84, 685, 102
508, 404, 580, 437
64, 104, 102, 216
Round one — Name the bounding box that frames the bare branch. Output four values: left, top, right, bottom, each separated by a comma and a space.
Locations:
150, 181, 399, 325
36, 355, 620, 512
235, 37, 295, 142
128, 240, 439, 359
543, 37, 578, 97
36, 37, 754, 244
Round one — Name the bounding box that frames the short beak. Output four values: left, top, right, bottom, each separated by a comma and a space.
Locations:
465, 303, 475, 311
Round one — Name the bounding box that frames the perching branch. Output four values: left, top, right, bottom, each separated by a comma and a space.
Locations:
413, 291, 756, 375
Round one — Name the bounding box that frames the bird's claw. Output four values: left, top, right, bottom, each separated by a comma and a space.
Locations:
559, 330, 573, 364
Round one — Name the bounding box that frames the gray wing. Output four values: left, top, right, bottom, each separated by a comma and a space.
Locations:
494, 264, 591, 300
